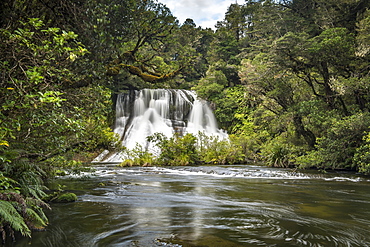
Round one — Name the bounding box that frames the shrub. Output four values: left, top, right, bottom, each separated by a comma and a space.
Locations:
297, 113, 370, 170
354, 132, 370, 174
0, 169, 49, 243
260, 135, 293, 167
118, 144, 155, 167
148, 133, 199, 166
197, 132, 245, 165
118, 132, 249, 167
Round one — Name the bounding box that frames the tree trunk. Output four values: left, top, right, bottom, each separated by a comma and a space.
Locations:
293, 114, 316, 148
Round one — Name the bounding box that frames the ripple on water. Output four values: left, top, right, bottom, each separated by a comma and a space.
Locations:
33, 165, 370, 247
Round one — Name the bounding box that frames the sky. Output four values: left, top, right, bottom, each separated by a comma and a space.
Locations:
159, 0, 237, 29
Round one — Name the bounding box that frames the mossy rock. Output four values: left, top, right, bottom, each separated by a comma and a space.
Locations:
53, 192, 78, 203
55, 169, 67, 176
119, 159, 134, 167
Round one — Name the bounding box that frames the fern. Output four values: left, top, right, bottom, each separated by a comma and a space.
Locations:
25, 207, 48, 230
0, 200, 31, 237
26, 198, 49, 227
25, 197, 50, 210
0, 165, 50, 243
13, 163, 47, 200
23, 185, 48, 200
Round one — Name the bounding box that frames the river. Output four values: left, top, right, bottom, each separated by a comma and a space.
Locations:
10, 165, 370, 247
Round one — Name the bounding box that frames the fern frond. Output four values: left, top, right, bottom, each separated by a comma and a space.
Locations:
25, 207, 48, 230
31, 205, 49, 225
23, 186, 47, 201
0, 200, 31, 237
25, 197, 51, 210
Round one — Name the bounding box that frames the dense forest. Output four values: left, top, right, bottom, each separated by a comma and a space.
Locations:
1, 0, 370, 242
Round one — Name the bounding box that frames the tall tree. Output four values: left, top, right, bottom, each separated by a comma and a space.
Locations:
102, 0, 196, 88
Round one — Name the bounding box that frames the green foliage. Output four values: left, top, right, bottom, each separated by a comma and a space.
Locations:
0, 200, 31, 238
97, 0, 197, 89
356, 9, 370, 58
0, 17, 114, 242
119, 144, 155, 167
43, 184, 78, 203
197, 133, 246, 165
191, 0, 370, 174
0, 171, 49, 242
211, 31, 240, 64
46, 156, 95, 176
1, 2, 370, 245
354, 132, 370, 175
259, 134, 299, 168
148, 133, 199, 166
297, 113, 370, 170
119, 132, 250, 167
1, 157, 47, 200
1, 18, 91, 155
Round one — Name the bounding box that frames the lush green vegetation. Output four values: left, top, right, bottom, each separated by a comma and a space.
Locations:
207, 0, 370, 175
1, 0, 370, 242
119, 132, 246, 167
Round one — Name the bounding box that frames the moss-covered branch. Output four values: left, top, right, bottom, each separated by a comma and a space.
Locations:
106, 61, 186, 83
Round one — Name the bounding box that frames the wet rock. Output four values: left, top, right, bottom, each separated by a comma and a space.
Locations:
53, 192, 78, 203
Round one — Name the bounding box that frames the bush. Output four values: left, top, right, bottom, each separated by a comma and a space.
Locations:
0, 165, 49, 243
116, 132, 250, 167
197, 132, 245, 164
118, 144, 155, 167
148, 133, 199, 166
259, 135, 295, 168
354, 132, 370, 174
297, 113, 370, 170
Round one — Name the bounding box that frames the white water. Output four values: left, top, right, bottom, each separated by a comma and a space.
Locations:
95, 89, 228, 163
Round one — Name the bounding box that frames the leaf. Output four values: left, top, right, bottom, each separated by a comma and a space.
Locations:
0, 140, 9, 147
0, 200, 31, 237
25, 207, 48, 229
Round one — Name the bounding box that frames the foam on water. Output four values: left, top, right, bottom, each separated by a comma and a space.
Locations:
88, 165, 367, 182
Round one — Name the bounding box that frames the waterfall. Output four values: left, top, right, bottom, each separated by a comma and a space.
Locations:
95, 89, 227, 163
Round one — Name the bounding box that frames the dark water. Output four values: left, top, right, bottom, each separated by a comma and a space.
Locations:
10, 165, 370, 247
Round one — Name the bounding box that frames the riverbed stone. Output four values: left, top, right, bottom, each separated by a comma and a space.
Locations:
53, 192, 78, 203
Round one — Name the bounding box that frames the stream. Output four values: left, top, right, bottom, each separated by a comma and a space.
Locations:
10, 165, 370, 247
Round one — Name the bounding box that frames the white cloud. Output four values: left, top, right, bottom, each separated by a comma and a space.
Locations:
159, 0, 236, 29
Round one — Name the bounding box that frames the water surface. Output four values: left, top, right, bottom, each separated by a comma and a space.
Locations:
11, 165, 370, 247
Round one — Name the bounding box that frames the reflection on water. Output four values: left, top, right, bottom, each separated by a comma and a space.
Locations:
8, 165, 370, 247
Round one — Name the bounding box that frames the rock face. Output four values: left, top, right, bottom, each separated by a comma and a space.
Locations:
96, 89, 227, 163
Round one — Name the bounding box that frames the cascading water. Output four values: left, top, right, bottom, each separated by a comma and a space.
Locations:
95, 89, 227, 163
